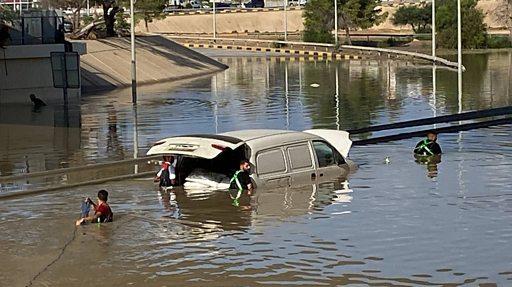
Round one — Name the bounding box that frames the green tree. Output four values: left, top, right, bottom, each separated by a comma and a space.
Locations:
0, 5, 17, 25
436, 0, 487, 49
303, 0, 386, 44
134, 0, 166, 32
392, 4, 432, 33
303, 0, 335, 43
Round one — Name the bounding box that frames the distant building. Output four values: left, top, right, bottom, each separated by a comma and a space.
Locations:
0, 10, 85, 106
0, 0, 40, 11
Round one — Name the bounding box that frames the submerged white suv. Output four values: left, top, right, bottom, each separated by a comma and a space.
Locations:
147, 129, 354, 189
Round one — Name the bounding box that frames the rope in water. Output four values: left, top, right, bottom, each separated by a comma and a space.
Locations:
26, 228, 78, 287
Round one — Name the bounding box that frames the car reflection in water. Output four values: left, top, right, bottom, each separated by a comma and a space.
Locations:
155, 178, 353, 234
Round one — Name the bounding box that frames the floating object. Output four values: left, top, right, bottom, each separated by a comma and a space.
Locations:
384, 156, 390, 164
310, 83, 320, 88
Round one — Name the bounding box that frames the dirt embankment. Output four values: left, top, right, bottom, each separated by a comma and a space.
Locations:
136, 9, 304, 34
138, 2, 508, 35
80, 35, 228, 93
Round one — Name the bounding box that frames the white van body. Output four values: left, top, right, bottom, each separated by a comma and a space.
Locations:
147, 129, 354, 189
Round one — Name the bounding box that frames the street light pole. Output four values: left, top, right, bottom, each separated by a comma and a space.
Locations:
213, 0, 217, 39
457, 0, 462, 114
284, 0, 288, 41
87, 0, 90, 16
130, 0, 137, 104
334, 0, 338, 45
431, 0, 435, 59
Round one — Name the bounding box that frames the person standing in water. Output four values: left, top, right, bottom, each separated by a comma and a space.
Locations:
154, 155, 177, 188
230, 159, 253, 197
76, 190, 113, 226
414, 131, 442, 156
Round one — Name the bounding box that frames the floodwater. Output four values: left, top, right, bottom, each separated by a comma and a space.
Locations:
1, 51, 512, 286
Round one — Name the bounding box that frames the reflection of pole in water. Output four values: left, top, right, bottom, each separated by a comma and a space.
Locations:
335, 63, 340, 130
432, 64, 437, 127
212, 75, 219, 133
308, 184, 317, 212
386, 61, 396, 100
298, 60, 302, 95
133, 105, 139, 174
266, 59, 270, 90
490, 70, 493, 107
285, 62, 290, 130
508, 52, 512, 105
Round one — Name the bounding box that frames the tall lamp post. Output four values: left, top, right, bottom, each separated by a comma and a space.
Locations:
457, 0, 462, 114
213, 0, 217, 39
284, 0, 288, 41
130, 0, 137, 104
334, 0, 338, 45
431, 0, 435, 60
432, 0, 436, 122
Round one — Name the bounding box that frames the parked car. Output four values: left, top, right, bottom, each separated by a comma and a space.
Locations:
146, 129, 355, 189
216, 2, 232, 9
288, 0, 307, 5
189, 0, 202, 8
243, 0, 264, 8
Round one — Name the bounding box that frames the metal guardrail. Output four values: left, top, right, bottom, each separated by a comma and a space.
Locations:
349, 106, 512, 134
0, 156, 160, 199
0, 156, 159, 182
340, 45, 465, 71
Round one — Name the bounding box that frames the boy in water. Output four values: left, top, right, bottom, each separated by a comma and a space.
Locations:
76, 189, 114, 226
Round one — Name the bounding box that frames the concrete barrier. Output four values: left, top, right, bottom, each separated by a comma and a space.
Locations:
165, 35, 463, 69
78, 35, 228, 93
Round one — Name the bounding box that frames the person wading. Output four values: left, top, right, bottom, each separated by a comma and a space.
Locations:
229, 159, 253, 206
76, 190, 114, 226
414, 131, 442, 156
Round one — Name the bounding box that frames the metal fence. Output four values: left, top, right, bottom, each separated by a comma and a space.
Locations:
7, 11, 66, 45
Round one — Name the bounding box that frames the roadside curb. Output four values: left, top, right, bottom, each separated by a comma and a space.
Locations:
166, 6, 302, 16
185, 43, 360, 60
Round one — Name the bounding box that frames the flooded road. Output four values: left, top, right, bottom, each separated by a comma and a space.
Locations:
1, 51, 512, 286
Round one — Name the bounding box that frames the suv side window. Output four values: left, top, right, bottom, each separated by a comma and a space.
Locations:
313, 141, 345, 168
256, 148, 287, 176
287, 144, 313, 170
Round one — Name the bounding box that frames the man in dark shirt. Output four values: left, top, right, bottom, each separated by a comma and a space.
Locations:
229, 159, 253, 194
414, 131, 442, 156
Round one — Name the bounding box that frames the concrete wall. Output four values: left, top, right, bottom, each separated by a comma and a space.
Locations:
0, 44, 81, 106
80, 35, 228, 93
